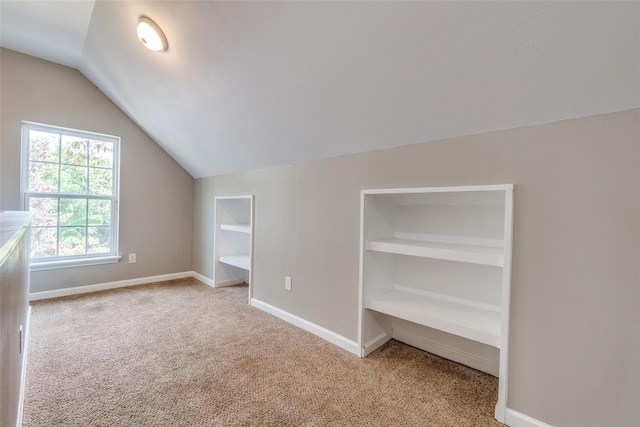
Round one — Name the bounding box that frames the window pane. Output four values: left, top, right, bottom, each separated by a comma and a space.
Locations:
31, 227, 58, 258
29, 130, 59, 163
29, 197, 58, 226
28, 162, 59, 192
61, 136, 88, 165
60, 198, 87, 226
60, 165, 88, 194
88, 199, 111, 225
59, 227, 86, 256
88, 226, 111, 254
23, 122, 119, 264
89, 140, 113, 168
89, 167, 113, 195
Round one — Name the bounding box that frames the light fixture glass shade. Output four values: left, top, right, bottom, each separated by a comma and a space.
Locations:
137, 16, 168, 52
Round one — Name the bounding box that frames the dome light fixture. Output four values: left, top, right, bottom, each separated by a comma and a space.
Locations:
137, 16, 168, 52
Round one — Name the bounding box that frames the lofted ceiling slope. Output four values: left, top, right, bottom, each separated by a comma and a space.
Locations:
1, 1, 639, 178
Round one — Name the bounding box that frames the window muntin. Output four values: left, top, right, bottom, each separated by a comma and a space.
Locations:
22, 122, 120, 267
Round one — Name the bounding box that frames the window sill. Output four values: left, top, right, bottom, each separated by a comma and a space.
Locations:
30, 256, 122, 271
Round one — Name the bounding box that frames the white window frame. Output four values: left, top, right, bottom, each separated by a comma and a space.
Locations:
20, 121, 121, 271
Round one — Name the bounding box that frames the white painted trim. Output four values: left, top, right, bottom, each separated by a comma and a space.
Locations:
362, 184, 514, 195
191, 271, 215, 287
504, 408, 553, 427
30, 255, 122, 271
361, 332, 391, 357
496, 187, 515, 423
357, 191, 366, 353
250, 298, 360, 356
214, 195, 253, 200
29, 271, 193, 301
392, 329, 499, 377
215, 278, 246, 288
16, 305, 31, 427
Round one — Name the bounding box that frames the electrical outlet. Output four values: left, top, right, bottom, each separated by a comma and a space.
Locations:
285, 276, 292, 291
129, 253, 137, 263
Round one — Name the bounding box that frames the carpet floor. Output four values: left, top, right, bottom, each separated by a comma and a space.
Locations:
23, 278, 502, 426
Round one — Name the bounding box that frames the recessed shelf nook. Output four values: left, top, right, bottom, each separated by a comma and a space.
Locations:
358, 184, 513, 423
213, 195, 254, 303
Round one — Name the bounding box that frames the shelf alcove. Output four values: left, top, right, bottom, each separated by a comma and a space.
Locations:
213, 195, 254, 303
358, 185, 513, 423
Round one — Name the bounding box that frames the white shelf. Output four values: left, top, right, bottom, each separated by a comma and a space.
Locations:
366, 238, 504, 267
366, 286, 501, 348
220, 223, 251, 234
219, 255, 251, 271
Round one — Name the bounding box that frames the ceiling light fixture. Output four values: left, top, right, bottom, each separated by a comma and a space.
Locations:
137, 16, 168, 52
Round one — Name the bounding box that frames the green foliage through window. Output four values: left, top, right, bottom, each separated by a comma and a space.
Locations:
22, 122, 120, 261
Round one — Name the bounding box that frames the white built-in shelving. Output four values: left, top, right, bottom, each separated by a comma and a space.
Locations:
358, 185, 513, 423
366, 237, 504, 267
366, 284, 502, 348
220, 223, 251, 234
218, 255, 251, 271
213, 195, 254, 303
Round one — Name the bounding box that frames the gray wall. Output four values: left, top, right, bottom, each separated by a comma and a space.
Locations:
0, 48, 194, 292
193, 109, 639, 426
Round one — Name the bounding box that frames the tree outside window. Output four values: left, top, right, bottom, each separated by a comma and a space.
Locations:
22, 122, 120, 268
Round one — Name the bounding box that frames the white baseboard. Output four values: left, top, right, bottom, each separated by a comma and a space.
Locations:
191, 272, 245, 289
250, 298, 360, 356
16, 305, 31, 427
361, 332, 392, 357
504, 408, 553, 427
215, 279, 245, 288
29, 271, 194, 301
191, 271, 215, 287
392, 329, 499, 376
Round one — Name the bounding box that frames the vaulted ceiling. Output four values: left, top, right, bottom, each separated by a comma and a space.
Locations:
2, 1, 639, 178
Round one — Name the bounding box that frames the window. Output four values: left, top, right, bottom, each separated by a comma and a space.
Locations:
21, 121, 120, 270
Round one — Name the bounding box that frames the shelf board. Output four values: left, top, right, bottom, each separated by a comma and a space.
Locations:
365, 287, 501, 348
366, 238, 504, 267
220, 223, 251, 234
218, 255, 250, 271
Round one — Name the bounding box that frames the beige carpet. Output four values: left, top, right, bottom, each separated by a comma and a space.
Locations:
23, 278, 502, 426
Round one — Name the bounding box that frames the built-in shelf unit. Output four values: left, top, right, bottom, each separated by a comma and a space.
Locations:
358, 185, 513, 423
213, 195, 254, 303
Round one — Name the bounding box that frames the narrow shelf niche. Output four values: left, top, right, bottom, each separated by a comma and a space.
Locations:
213, 195, 254, 303
358, 185, 513, 423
